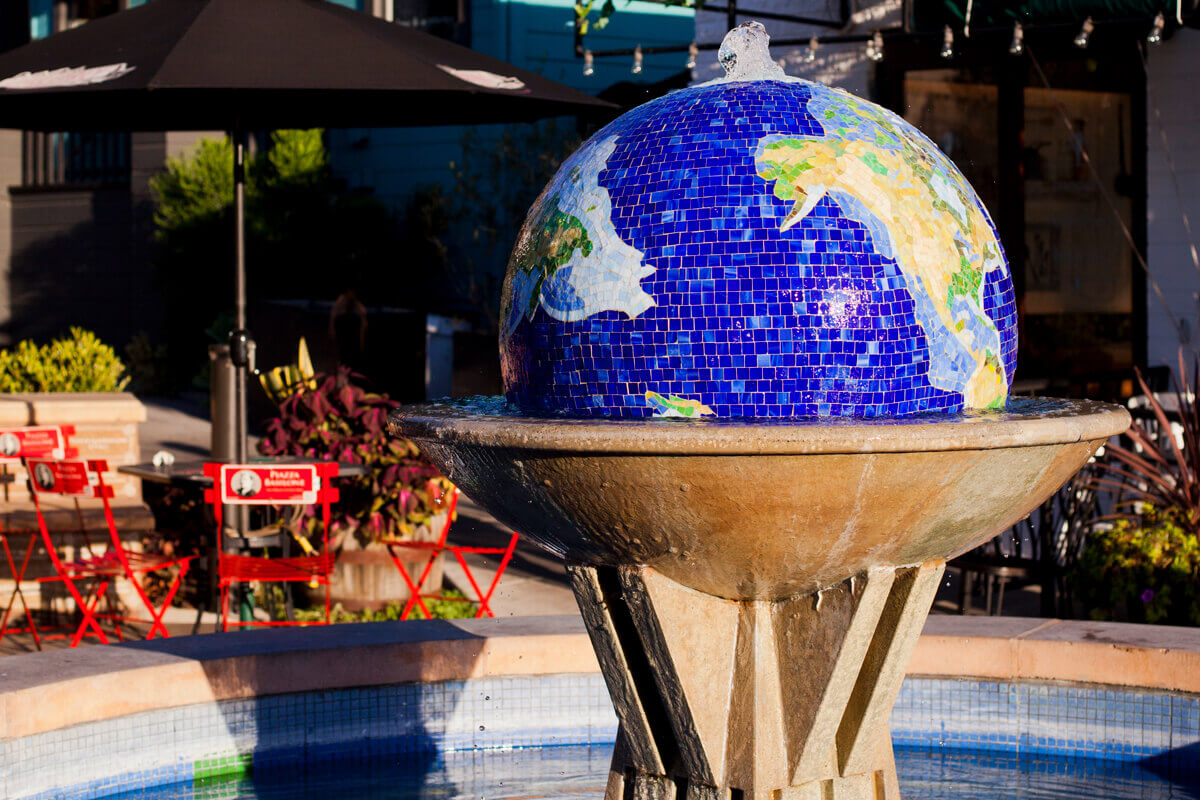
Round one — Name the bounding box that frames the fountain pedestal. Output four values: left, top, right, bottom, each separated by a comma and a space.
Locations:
391, 398, 1130, 800
572, 562, 943, 800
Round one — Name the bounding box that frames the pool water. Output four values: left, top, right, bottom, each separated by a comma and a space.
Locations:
109, 743, 1200, 800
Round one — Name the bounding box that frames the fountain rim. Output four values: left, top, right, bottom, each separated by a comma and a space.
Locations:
390, 398, 1130, 456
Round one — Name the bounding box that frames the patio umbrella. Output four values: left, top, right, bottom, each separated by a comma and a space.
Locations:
0, 0, 614, 464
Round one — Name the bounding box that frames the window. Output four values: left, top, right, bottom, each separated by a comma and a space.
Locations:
21, 0, 132, 188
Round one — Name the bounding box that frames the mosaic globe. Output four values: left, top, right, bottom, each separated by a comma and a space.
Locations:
500, 24, 1017, 418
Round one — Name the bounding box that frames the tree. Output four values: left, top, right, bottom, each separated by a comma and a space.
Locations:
149, 130, 403, 389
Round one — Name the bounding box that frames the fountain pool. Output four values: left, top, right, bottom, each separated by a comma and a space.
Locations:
108, 746, 1199, 800
1, 618, 1196, 799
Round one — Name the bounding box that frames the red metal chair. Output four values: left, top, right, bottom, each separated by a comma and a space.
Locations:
27, 457, 194, 646
0, 425, 78, 649
203, 462, 339, 631
381, 487, 519, 620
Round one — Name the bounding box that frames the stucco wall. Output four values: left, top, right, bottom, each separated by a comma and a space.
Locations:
1145, 27, 1200, 370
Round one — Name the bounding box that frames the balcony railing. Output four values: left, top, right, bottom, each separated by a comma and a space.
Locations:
21, 130, 131, 188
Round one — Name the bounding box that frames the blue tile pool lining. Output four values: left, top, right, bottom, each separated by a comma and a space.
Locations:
4, 674, 1198, 800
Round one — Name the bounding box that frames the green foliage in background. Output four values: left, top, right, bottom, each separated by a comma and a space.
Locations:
294, 591, 478, 622
151, 137, 236, 234
1073, 506, 1200, 626
574, 0, 699, 35
149, 130, 403, 389
0, 328, 129, 392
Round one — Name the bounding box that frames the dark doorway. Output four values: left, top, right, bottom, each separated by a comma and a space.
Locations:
877, 30, 1147, 401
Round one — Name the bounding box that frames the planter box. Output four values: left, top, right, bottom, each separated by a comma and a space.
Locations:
0, 392, 146, 500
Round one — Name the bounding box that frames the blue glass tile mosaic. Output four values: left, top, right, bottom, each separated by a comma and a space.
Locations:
500, 79, 1018, 419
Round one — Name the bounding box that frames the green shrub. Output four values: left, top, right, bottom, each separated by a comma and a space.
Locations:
0, 328, 129, 392
294, 591, 478, 622
1073, 507, 1200, 625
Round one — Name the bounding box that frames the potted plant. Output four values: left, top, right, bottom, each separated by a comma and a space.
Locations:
259, 362, 454, 610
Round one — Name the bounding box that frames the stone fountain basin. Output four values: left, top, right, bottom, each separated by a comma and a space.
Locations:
391, 399, 1130, 601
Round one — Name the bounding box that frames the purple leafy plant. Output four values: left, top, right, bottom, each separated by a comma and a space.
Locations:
259, 368, 453, 546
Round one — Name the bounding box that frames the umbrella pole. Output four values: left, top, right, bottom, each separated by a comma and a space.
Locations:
232, 126, 248, 467
229, 125, 254, 625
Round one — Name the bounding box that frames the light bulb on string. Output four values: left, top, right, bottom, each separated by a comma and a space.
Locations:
583, 49, 594, 76
1074, 16, 1094, 48
805, 35, 818, 63
632, 45, 643, 75
866, 31, 884, 62
1008, 21, 1024, 55
940, 25, 954, 59
1147, 12, 1165, 44
686, 42, 698, 71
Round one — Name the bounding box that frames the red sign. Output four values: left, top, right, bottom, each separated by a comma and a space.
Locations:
0, 426, 69, 461
219, 464, 320, 505
26, 458, 94, 497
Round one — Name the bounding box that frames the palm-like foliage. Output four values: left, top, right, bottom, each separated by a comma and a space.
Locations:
1098, 354, 1200, 537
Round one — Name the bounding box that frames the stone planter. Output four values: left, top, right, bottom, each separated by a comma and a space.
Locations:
328, 512, 448, 611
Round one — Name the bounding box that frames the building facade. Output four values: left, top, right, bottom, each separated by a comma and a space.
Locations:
682, 0, 1197, 391
0, 0, 693, 388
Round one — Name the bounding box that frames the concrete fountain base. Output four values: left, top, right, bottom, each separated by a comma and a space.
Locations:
391, 397, 1131, 800
573, 562, 943, 800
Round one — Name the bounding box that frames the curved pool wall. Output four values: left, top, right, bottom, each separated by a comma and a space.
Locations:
1, 616, 1198, 799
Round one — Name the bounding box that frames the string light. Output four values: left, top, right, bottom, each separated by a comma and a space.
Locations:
804, 35, 818, 63
1008, 21, 1024, 55
865, 30, 884, 62
582, 12, 1159, 72
1147, 11, 1165, 44
1074, 16, 1093, 48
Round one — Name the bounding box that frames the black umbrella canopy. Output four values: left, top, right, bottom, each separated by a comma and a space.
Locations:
0, 0, 614, 131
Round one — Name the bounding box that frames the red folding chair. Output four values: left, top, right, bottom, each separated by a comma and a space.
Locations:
203, 462, 339, 631
381, 487, 519, 620
28, 458, 194, 646
0, 512, 48, 648
0, 425, 78, 649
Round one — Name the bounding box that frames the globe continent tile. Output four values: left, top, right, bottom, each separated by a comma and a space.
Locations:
500, 80, 1018, 418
